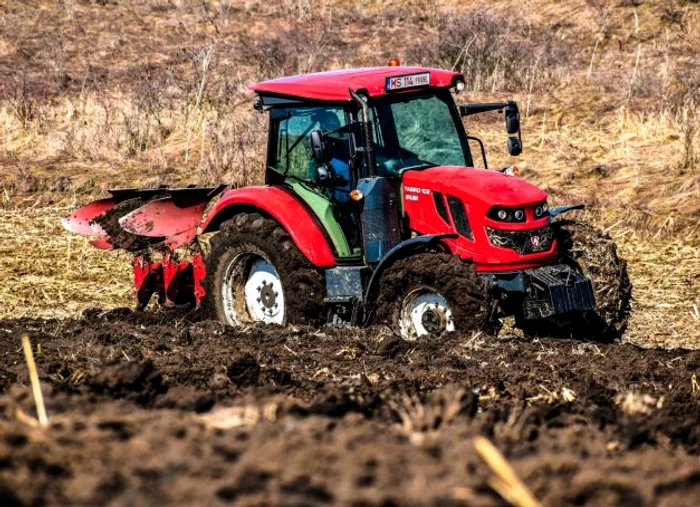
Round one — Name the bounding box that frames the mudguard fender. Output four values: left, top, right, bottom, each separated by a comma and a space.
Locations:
548, 204, 585, 218
363, 233, 457, 306
201, 186, 337, 268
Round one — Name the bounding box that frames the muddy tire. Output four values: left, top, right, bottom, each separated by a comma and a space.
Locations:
374, 253, 491, 340
557, 220, 632, 337
204, 213, 325, 326
521, 220, 632, 341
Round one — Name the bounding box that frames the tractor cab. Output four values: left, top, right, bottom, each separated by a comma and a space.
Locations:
252, 66, 523, 268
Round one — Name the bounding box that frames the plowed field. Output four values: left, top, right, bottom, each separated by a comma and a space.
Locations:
2, 309, 699, 506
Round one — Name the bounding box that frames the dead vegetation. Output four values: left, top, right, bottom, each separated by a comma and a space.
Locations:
407, 8, 574, 93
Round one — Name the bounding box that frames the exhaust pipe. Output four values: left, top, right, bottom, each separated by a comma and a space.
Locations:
349, 88, 376, 177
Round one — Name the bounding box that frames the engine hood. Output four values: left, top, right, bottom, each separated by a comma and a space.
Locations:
403, 166, 547, 206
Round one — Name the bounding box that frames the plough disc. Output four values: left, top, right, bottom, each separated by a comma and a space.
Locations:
62, 185, 225, 308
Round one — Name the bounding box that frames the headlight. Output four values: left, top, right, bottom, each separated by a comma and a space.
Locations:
534, 202, 548, 218
503, 165, 519, 176
488, 206, 526, 223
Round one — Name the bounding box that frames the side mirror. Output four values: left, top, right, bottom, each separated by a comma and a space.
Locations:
310, 129, 329, 164
504, 101, 520, 134
316, 164, 336, 187
507, 136, 522, 156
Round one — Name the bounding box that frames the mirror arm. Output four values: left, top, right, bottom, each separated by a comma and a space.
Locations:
460, 102, 509, 117
316, 163, 336, 187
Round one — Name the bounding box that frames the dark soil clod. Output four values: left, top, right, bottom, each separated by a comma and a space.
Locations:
1, 311, 699, 506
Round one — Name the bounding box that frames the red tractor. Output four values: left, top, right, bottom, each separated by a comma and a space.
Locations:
63, 65, 631, 340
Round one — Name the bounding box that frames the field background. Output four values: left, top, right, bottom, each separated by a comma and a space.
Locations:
0, 0, 698, 348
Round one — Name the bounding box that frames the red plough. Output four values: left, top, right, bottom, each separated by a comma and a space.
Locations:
62, 186, 225, 308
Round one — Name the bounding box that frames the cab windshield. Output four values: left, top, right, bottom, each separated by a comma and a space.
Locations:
368, 90, 471, 176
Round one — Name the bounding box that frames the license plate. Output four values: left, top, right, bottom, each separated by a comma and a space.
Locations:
385, 72, 430, 91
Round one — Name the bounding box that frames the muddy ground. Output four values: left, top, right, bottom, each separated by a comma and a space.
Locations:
1, 309, 699, 506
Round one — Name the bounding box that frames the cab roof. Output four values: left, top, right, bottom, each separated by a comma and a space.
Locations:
249, 66, 463, 102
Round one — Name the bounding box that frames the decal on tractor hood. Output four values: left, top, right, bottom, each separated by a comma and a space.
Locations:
386, 72, 430, 91
404, 186, 430, 201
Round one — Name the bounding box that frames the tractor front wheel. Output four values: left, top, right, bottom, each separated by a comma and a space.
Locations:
204, 213, 324, 326
519, 220, 632, 341
554, 220, 632, 340
374, 253, 491, 340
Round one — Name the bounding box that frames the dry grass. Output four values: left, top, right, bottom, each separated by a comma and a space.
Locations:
21, 334, 49, 427
617, 232, 700, 349
0, 0, 698, 348
0, 206, 131, 318
473, 436, 542, 507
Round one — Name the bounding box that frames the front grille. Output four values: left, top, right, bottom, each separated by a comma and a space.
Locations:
486, 225, 553, 255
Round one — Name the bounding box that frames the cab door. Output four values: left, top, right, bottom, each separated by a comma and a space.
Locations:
267, 105, 360, 258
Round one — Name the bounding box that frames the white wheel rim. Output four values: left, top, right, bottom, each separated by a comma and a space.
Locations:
399, 289, 454, 340
221, 253, 285, 326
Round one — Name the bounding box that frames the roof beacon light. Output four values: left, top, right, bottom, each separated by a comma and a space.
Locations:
387, 58, 401, 67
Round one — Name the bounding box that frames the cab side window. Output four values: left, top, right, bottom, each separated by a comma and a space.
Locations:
272, 106, 349, 183
275, 109, 314, 180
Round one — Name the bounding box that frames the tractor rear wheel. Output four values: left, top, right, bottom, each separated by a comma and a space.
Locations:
520, 220, 632, 341
204, 213, 324, 326
374, 253, 491, 340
